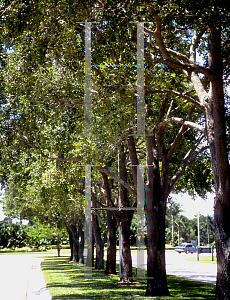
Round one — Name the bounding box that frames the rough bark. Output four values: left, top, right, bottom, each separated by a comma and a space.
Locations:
69, 224, 79, 263
105, 210, 117, 274
92, 214, 105, 270
206, 27, 230, 300
119, 210, 133, 281
101, 173, 117, 275
117, 144, 133, 282
145, 135, 169, 296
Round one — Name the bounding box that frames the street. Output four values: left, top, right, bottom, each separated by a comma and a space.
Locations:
128, 251, 217, 284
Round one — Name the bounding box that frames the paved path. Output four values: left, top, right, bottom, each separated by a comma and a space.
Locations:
0, 254, 51, 300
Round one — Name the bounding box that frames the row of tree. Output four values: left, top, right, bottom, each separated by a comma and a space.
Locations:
0, 1, 229, 299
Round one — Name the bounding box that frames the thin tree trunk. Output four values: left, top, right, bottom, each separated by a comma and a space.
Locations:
78, 221, 84, 264
178, 225, 180, 245
172, 215, 175, 247
68, 228, 74, 261
57, 235, 61, 257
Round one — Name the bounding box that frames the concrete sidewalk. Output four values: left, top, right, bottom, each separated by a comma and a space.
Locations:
25, 257, 51, 300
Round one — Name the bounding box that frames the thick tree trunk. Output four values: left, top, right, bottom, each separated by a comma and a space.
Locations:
93, 214, 105, 269
117, 144, 133, 282
69, 224, 79, 263
145, 135, 169, 296
101, 173, 117, 275
205, 27, 230, 300
120, 211, 133, 281
105, 210, 117, 274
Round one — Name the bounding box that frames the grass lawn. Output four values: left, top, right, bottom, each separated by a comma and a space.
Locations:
41, 257, 216, 300
185, 256, 217, 264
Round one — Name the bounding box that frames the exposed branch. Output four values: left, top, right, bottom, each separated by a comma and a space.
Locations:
145, 88, 203, 110
151, 54, 214, 81
190, 29, 205, 63
145, 40, 190, 63
15, 125, 82, 162
92, 166, 137, 197
153, 117, 205, 134
166, 105, 196, 162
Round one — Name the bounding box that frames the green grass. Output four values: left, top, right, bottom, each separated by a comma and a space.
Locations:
185, 256, 217, 264
41, 257, 215, 300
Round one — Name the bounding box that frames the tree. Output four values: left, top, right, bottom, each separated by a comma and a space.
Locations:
141, 2, 230, 298
0, 0, 215, 296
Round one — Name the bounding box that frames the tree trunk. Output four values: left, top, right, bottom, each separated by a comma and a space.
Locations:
78, 222, 84, 264
117, 144, 133, 282
178, 225, 180, 245
105, 210, 117, 274
69, 224, 79, 263
119, 211, 133, 281
68, 228, 74, 261
92, 214, 105, 269
172, 215, 175, 247
57, 235, 61, 257
145, 135, 170, 296
204, 27, 230, 300
101, 172, 117, 275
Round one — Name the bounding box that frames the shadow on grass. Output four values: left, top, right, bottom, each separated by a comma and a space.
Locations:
41, 257, 215, 300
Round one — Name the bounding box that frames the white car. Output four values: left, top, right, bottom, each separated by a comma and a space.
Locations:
175, 243, 197, 254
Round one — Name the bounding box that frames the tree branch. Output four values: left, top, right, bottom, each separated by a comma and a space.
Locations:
169, 135, 207, 192
151, 54, 214, 81
145, 88, 203, 110
166, 105, 196, 162
153, 117, 205, 134
92, 166, 137, 197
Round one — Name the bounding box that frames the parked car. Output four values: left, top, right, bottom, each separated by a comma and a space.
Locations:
175, 243, 197, 254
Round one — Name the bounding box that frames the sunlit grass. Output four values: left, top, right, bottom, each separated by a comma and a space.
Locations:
185, 255, 217, 264
41, 257, 215, 299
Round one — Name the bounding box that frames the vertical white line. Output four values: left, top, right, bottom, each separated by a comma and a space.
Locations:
84, 22, 92, 136
84, 164, 92, 277
136, 165, 145, 278
137, 22, 145, 136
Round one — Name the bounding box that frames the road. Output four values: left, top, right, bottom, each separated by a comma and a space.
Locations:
127, 251, 217, 284
0, 254, 51, 300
